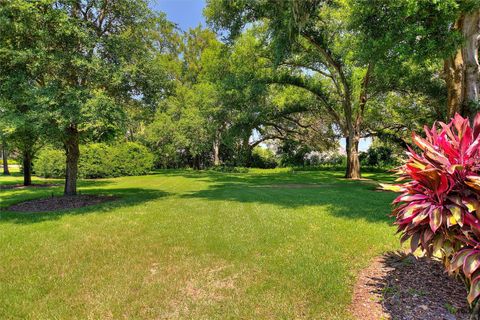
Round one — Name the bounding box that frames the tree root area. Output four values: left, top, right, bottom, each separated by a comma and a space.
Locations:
7, 195, 117, 212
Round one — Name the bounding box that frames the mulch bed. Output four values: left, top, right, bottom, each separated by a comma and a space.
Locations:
352, 252, 470, 320
0, 183, 60, 190
6, 195, 117, 212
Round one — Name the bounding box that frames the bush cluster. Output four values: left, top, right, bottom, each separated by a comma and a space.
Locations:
34, 149, 65, 178
35, 142, 154, 179
359, 145, 397, 167
250, 146, 278, 169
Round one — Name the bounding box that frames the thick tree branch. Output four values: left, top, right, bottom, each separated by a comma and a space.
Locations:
281, 115, 312, 129
249, 134, 287, 148
265, 72, 344, 129
355, 63, 373, 129
300, 31, 351, 101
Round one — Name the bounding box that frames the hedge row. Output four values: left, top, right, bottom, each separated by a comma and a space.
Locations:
35, 142, 154, 179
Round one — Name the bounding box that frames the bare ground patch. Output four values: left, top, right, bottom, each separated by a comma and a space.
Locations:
160, 263, 242, 319
351, 252, 469, 320
6, 195, 117, 212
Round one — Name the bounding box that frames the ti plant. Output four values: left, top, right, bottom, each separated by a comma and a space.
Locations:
383, 114, 480, 317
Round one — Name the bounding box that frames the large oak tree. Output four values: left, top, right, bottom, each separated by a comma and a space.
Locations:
206, 0, 384, 178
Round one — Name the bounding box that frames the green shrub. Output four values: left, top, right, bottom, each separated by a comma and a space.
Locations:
34, 148, 65, 178
210, 166, 249, 173
250, 146, 278, 168
79, 143, 111, 178
109, 143, 154, 176
359, 145, 398, 167
35, 142, 154, 179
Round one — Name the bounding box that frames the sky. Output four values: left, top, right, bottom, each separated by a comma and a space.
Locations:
340, 138, 371, 153
150, 0, 206, 31
150, 0, 372, 153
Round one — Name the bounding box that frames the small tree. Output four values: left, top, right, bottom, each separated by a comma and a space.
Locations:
1, 140, 10, 176
384, 114, 480, 319
0, 1, 54, 185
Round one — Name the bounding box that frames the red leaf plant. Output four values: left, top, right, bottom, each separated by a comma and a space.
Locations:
383, 114, 480, 308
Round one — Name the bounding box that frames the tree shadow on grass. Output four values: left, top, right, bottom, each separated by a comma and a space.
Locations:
157, 168, 396, 185
0, 176, 114, 191
0, 179, 115, 208
175, 170, 397, 223
0, 187, 171, 224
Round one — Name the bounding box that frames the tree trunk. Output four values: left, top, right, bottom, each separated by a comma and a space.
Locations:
194, 155, 201, 170
23, 151, 32, 186
213, 135, 220, 166
445, 49, 465, 118
445, 10, 480, 119
2, 143, 10, 175
463, 9, 480, 115
241, 135, 252, 167
64, 126, 80, 196
345, 135, 361, 179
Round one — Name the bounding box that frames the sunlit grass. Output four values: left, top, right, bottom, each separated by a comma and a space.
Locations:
0, 169, 399, 319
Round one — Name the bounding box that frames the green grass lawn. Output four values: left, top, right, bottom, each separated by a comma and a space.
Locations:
0, 168, 400, 319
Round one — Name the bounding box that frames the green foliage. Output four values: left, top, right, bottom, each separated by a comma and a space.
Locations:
35, 143, 153, 179
143, 84, 213, 168
250, 147, 278, 169
206, 0, 455, 180
0, 0, 164, 136
34, 149, 65, 179
359, 146, 397, 167
351, 0, 463, 62
210, 166, 249, 173
0, 0, 179, 193
142, 28, 236, 169
277, 140, 313, 167
78, 144, 112, 179
350, 0, 480, 122
110, 143, 154, 177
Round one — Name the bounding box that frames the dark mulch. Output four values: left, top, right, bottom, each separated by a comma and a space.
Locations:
352, 252, 470, 320
6, 195, 117, 212
0, 183, 60, 190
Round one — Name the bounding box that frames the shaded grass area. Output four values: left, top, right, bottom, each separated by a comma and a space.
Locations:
0, 166, 58, 187
0, 169, 399, 319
